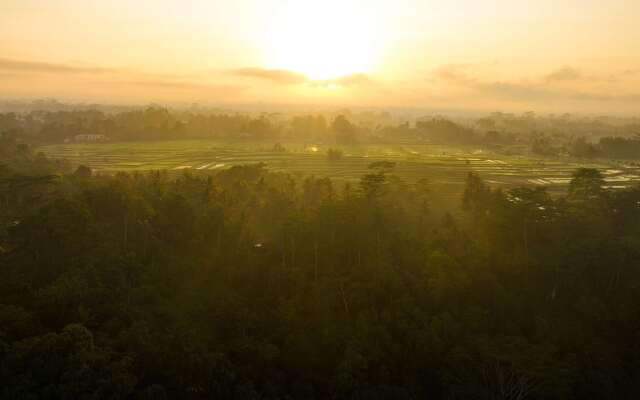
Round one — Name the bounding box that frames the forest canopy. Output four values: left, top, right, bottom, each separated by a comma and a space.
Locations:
1, 140, 639, 398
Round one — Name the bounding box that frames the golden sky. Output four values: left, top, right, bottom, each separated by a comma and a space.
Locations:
1, 0, 639, 113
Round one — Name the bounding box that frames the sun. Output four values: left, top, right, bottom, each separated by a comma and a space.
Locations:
263, 0, 384, 81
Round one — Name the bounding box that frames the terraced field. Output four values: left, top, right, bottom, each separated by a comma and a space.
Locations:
38, 140, 640, 196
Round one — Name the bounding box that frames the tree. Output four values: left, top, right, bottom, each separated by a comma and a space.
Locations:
327, 148, 344, 161
568, 168, 606, 200
570, 137, 599, 159
1, 324, 137, 398
507, 187, 552, 259
73, 165, 92, 179
462, 172, 491, 217
359, 161, 396, 199
476, 117, 496, 131
331, 115, 356, 144
2, 145, 640, 399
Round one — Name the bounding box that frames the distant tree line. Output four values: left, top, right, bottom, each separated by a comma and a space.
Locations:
0, 107, 479, 146
4, 103, 640, 153
0, 107, 537, 148
531, 135, 640, 159
597, 135, 640, 159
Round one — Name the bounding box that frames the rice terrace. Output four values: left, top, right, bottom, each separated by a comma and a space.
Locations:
38, 139, 640, 195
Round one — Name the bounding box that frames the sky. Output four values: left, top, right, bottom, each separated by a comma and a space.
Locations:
1, 0, 640, 113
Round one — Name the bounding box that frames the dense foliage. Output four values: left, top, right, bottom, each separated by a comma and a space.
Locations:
1, 143, 640, 399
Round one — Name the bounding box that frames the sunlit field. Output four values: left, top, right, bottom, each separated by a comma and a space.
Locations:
38, 140, 640, 192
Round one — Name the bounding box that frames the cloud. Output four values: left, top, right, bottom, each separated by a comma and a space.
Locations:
0, 57, 247, 99
544, 66, 636, 84
127, 80, 218, 90
432, 63, 640, 105
433, 64, 545, 99
545, 66, 583, 82
545, 65, 640, 84
227, 67, 377, 89
0, 58, 113, 74
570, 92, 640, 102
434, 64, 477, 86
111, 79, 246, 97
476, 81, 552, 101
333, 73, 376, 87
227, 68, 309, 85
307, 73, 377, 89
620, 69, 640, 77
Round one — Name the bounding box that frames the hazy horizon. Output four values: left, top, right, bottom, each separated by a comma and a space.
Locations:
2, 0, 640, 114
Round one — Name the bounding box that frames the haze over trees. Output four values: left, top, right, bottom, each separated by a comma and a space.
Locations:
2, 104, 640, 163
1, 134, 640, 398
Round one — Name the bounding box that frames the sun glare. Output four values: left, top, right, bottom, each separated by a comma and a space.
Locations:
264, 0, 384, 81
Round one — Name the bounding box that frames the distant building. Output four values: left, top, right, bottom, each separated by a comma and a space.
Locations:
74, 134, 108, 142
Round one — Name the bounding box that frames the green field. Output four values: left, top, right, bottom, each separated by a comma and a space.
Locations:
37, 140, 640, 193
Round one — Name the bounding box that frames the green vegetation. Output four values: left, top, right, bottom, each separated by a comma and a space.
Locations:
2, 138, 640, 399
3, 104, 633, 195
37, 140, 640, 194
3, 105, 640, 398
326, 148, 344, 161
